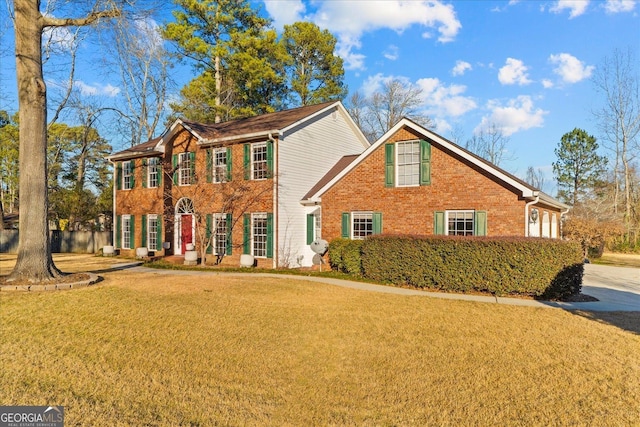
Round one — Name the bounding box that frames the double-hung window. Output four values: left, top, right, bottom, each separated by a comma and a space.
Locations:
147, 158, 159, 188
178, 152, 192, 185
434, 210, 487, 236
252, 213, 268, 257
252, 142, 268, 180
122, 215, 132, 249
213, 148, 227, 183
147, 214, 159, 251
123, 161, 134, 190
213, 213, 228, 255
447, 211, 475, 236
397, 140, 420, 186
385, 139, 431, 187
341, 212, 382, 240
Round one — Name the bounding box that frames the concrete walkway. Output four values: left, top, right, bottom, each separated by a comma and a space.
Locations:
126, 262, 640, 312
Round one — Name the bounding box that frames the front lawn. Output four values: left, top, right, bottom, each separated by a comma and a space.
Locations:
0, 256, 638, 425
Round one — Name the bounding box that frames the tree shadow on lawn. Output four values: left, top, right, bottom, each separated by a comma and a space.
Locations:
570, 308, 640, 335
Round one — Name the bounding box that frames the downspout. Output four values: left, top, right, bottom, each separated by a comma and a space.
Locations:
110, 159, 116, 247
524, 194, 540, 237
269, 132, 278, 269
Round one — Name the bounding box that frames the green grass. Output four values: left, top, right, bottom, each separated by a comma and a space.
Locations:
1, 256, 639, 425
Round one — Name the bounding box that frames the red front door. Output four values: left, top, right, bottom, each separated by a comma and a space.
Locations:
181, 214, 192, 254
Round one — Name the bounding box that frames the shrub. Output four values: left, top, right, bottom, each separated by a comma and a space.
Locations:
328, 238, 364, 276
350, 235, 583, 299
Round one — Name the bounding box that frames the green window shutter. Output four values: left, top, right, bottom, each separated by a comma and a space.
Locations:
206, 214, 213, 254
266, 212, 273, 258
226, 213, 233, 255
420, 139, 431, 186
116, 162, 122, 190
172, 154, 178, 184
130, 160, 136, 188
266, 140, 274, 178
373, 212, 383, 235
189, 152, 196, 181
116, 215, 122, 248
130, 215, 135, 248
226, 147, 233, 182
157, 215, 163, 249
142, 159, 147, 188
434, 211, 445, 235
206, 149, 213, 183
141, 215, 147, 247
475, 211, 487, 236
243, 144, 251, 180
243, 214, 251, 254
306, 214, 315, 244
341, 213, 351, 238
157, 160, 162, 186
385, 144, 395, 187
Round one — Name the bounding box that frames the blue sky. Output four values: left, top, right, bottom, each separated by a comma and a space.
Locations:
1, 0, 639, 193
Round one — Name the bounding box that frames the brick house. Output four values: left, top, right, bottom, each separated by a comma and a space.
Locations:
107, 101, 369, 268
302, 117, 569, 242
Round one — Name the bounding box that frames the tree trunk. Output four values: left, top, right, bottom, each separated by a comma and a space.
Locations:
9, 0, 61, 281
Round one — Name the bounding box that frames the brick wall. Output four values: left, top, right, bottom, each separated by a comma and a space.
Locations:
322, 126, 562, 241
114, 129, 274, 267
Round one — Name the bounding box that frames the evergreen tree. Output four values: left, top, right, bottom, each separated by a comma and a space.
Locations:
281, 22, 347, 107
553, 128, 608, 206
163, 0, 271, 122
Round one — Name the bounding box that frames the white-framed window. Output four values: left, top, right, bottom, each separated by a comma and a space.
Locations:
252, 142, 268, 180
122, 215, 132, 249
213, 148, 227, 183
315, 212, 322, 240
123, 161, 134, 190
397, 140, 420, 186
214, 213, 228, 255
551, 213, 558, 238
179, 152, 192, 185
147, 157, 159, 188
147, 214, 158, 251
252, 213, 268, 257
352, 212, 374, 240
447, 210, 474, 236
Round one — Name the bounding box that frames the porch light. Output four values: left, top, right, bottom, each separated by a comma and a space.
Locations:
530, 208, 539, 224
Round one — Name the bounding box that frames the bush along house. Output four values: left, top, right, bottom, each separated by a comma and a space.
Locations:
107, 101, 370, 268
301, 117, 569, 242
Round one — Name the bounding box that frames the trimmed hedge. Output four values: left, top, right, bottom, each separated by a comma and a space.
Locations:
329, 236, 583, 299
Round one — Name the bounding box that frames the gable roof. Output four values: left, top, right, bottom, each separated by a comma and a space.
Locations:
302, 154, 360, 201
302, 117, 569, 210
108, 101, 369, 161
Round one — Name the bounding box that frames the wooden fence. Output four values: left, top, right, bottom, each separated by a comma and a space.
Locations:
0, 230, 112, 254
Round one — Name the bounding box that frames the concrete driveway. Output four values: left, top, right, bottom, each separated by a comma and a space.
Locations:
574, 263, 640, 312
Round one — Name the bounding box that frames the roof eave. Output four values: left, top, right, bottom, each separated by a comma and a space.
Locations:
200, 130, 281, 146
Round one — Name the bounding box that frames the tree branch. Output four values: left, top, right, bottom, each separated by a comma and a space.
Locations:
42, 9, 121, 28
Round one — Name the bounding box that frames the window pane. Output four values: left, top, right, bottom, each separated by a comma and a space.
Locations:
447, 211, 475, 236
352, 212, 373, 239
214, 214, 227, 255
397, 141, 420, 186
148, 215, 158, 250
179, 152, 192, 185
252, 213, 267, 257
148, 158, 159, 188
214, 149, 227, 183
123, 216, 131, 249
252, 143, 268, 180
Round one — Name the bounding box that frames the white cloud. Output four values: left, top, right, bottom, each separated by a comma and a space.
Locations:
477, 95, 547, 136
384, 45, 399, 61
604, 0, 636, 13
74, 81, 121, 97
549, 0, 590, 18
549, 53, 594, 83
542, 79, 554, 88
42, 26, 76, 52
498, 58, 532, 85
452, 60, 472, 76
263, 0, 462, 70
133, 17, 164, 53
263, 0, 307, 30
417, 77, 477, 117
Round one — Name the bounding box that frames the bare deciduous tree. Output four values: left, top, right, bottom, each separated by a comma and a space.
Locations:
592, 48, 640, 236
9, 0, 121, 282
465, 123, 514, 167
